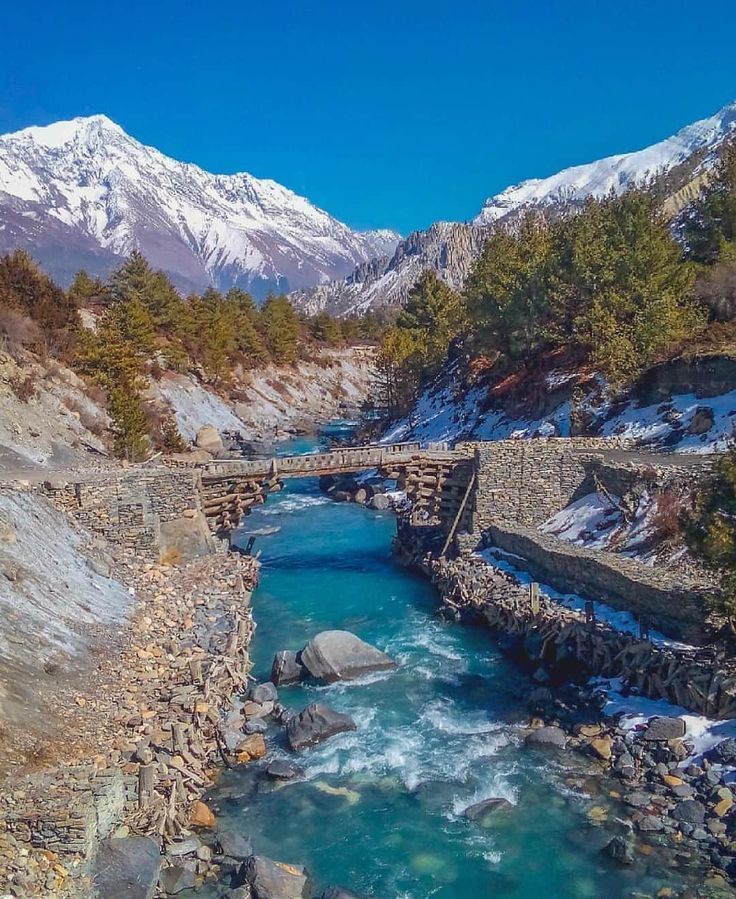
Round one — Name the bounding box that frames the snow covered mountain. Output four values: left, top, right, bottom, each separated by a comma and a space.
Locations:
293, 98, 736, 316
0, 115, 400, 296
474, 100, 736, 224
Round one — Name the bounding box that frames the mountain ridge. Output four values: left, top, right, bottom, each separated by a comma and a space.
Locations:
291, 99, 736, 316
0, 114, 400, 297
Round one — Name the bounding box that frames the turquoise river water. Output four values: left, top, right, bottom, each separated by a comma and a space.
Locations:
208, 441, 706, 898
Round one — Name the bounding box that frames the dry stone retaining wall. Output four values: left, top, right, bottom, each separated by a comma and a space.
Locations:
484, 523, 713, 643
429, 553, 736, 719
41, 467, 209, 560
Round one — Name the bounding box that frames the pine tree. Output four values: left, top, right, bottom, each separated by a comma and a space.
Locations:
464, 214, 552, 361
396, 270, 464, 380
225, 288, 267, 362
309, 312, 343, 345
260, 295, 300, 362
159, 413, 187, 453
686, 445, 736, 630
68, 270, 107, 307
110, 251, 155, 304
684, 140, 736, 265
568, 189, 701, 382
108, 385, 149, 461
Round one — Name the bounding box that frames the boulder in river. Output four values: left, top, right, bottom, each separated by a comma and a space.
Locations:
464, 797, 513, 826
249, 682, 279, 704
215, 828, 254, 861
300, 630, 396, 683
286, 702, 357, 751
524, 726, 567, 749
368, 494, 391, 511
266, 759, 306, 780
641, 716, 686, 741
603, 835, 635, 866
93, 836, 162, 899
271, 650, 306, 686
159, 865, 196, 895
244, 855, 313, 898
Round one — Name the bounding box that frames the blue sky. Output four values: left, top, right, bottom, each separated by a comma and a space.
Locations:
2, 0, 735, 235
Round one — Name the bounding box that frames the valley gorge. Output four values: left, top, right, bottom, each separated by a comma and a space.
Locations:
4, 86, 736, 899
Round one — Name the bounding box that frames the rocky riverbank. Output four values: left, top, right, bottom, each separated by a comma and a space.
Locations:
0, 549, 259, 898
400, 536, 736, 892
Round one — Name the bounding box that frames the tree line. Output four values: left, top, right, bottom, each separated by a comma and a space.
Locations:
377, 140, 736, 419
0, 250, 384, 458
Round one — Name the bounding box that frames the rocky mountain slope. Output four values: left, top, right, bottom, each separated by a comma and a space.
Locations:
0, 115, 399, 296
382, 354, 736, 455
290, 222, 487, 315
294, 99, 736, 316
474, 99, 736, 225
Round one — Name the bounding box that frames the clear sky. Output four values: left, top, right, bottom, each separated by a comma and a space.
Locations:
2, 0, 735, 235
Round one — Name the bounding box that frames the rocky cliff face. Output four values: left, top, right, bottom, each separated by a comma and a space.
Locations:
0, 115, 400, 296
291, 222, 488, 316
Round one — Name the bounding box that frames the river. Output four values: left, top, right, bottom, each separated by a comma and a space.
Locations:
208, 442, 707, 898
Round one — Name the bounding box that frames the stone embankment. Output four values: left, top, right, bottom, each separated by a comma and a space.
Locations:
426, 552, 736, 719
0, 549, 259, 898
486, 521, 714, 643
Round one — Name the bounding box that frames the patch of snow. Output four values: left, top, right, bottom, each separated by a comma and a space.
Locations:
476, 547, 692, 649
592, 677, 736, 767
540, 492, 621, 548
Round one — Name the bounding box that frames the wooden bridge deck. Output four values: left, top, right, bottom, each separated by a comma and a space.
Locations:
199, 442, 470, 482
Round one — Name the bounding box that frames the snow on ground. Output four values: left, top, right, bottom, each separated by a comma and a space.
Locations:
591, 677, 736, 771
381, 363, 572, 445
383, 361, 736, 454
540, 492, 622, 549
471, 548, 736, 768
476, 547, 692, 649
599, 389, 736, 453
538, 489, 674, 564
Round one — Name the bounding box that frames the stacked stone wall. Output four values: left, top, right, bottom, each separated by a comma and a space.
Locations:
41, 467, 204, 560
485, 522, 713, 643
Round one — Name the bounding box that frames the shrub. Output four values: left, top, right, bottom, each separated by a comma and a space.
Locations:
0, 308, 44, 356
9, 373, 37, 403
649, 490, 683, 542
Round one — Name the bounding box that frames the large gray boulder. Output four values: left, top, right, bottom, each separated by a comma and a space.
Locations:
159, 865, 196, 895
271, 650, 306, 686
195, 424, 225, 455
641, 717, 686, 741
286, 703, 357, 752
93, 836, 162, 899
524, 726, 567, 749
300, 630, 396, 683
464, 797, 513, 825
244, 855, 313, 898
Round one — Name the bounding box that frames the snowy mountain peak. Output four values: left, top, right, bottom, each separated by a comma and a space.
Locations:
0, 115, 400, 296
474, 99, 736, 225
